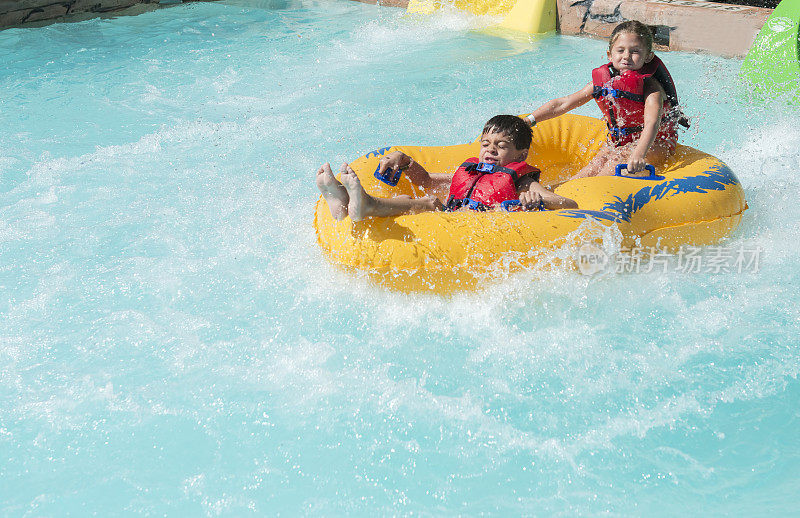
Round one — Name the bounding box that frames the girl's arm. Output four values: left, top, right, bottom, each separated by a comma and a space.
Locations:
627, 79, 665, 173
527, 82, 594, 125
517, 179, 578, 210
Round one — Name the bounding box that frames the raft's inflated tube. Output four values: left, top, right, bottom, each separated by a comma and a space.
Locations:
313, 114, 747, 293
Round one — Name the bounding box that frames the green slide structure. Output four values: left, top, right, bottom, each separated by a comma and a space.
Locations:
740, 0, 800, 103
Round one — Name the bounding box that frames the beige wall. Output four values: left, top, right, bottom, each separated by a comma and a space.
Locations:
557, 0, 772, 58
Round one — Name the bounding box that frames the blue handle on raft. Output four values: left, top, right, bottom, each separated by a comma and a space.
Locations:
614, 164, 665, 180
501, 200, 545, 212
374, 163, 402, 186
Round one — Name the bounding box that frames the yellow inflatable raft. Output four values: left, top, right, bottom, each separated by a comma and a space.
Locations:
313, 114, 747, 293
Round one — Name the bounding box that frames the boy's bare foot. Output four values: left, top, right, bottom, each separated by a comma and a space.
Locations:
340, 164, 375, 222
316, 163, 349, 221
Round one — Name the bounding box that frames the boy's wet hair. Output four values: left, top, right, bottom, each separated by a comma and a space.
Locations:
482, 115, 533, 150
609, 20, 654, 54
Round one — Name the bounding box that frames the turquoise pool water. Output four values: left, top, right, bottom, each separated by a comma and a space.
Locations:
2, 0, 799, 514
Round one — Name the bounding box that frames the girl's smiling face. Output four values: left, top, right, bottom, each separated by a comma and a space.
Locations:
479, 131, 528, 167
607, 32, 654, 72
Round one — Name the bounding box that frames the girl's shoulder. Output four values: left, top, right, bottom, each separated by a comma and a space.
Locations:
642, 76, 666, 96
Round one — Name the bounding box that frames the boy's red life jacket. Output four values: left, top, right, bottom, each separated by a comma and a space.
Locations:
591, 55, 688, 147
446, 157, 540, 211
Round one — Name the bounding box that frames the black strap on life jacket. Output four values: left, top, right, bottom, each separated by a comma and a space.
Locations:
666, 106, 691, 129
592, 86, 646, 104
607, 125, 644, 140
645, 62, 690, 129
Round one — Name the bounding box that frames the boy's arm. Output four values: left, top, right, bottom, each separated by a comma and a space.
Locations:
527, 82, 594, 125
378, 151, 450, 190
424, 172, 455, 191
518, 179, 578, 210
628, 79, 665, 173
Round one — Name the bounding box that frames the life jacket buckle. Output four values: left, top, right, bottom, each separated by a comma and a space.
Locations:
445, 197, 488, 212
597, 87, 621, 99
608, 125, 642, 140
465, 198, 489, 211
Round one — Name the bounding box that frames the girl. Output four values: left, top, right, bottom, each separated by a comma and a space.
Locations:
526, 21, 687, 178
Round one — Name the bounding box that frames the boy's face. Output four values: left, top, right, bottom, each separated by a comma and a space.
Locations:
479, 130, 528, 167
607, 32, 653, 72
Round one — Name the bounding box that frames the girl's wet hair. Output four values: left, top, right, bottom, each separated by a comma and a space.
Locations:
481, 115, 533, 150
609, 20, 654, 53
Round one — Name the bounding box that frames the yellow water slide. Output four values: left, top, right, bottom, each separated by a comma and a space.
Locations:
406, 0, 557, 35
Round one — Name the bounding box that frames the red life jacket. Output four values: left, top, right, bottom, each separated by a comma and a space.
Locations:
446, 157, 540, 211
591, 55, 687, 147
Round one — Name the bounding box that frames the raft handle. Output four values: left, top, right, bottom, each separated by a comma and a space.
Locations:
614, 164, 665, 181
374, 163, 402, 186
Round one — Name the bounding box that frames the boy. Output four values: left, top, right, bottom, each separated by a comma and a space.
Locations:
316, 115, 577, 222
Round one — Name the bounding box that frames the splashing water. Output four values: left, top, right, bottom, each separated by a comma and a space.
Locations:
1, 0, 799, 514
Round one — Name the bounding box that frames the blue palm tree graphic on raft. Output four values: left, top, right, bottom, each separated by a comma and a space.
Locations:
365, 147, 392, 158
558, 163, 740, 223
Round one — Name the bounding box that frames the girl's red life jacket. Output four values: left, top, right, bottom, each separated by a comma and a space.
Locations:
446, 157, 540, 211
591, 55, 688, 147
